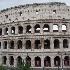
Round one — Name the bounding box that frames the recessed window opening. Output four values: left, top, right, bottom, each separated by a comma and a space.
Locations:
34, 24, 40, 33
62, 24, 67, 32
10, 41, 14, 49
53, 10, 56, 14
26, 25, 31, 33
54, 56, 60, 66
5, 27, 8, 35
44, 56, 51, 67
63, 39, 68, 48
44, 40, 50, 49
9, 56, 14, 65
5, 15, 8, 18
11, 27, 15, 34
43, 24, 49, 32
2, 56, 7, 65
0, 42, 1, 49
35, 40, 41, 49
18, 40, 22, 49
26, 40, 31, 49
53, 24, 58, 32
18, 26, 23, 34
36, 10, 39, 14
54, 39, 59, 49
19, 11, 22, 16
4, 41, 7, 49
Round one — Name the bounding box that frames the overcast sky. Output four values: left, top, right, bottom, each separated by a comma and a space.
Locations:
0, 0, 70, 10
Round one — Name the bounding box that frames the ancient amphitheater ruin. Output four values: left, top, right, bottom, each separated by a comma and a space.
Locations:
0, 2, 70, 70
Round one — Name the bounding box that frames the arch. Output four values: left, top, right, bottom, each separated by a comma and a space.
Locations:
43, 24, 50, 32
4, 27, 8, 35
44, 56, 51, 67
17, 40, 22, 49
35, 56, 41, 67
26, 40, 31, 49
9, 56, 14, 65
54, 56, 60, 66
54, 39, 59, 49
18, 26, 23, 34
11, 26, 15, 34
64, 56, 69, 66
3, 41, 7, 49
2, 56, 7, 65
35, 40, 41, 49
10, 40, 14, 49
26, 25, 31, 33
62, 24, 67, 32
34, 24, 40, 33
53, 24, 58, 32
17, 56, 22, 66
63, 39, 68, 48
26, 56, 31, 66
44, 39, 50, 49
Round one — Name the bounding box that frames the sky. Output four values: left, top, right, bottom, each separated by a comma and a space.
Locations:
0, 0, 70, 10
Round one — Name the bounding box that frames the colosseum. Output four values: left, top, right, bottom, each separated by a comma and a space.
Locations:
0, 2, 70, 70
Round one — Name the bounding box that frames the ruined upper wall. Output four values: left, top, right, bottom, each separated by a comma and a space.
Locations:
0, 2, 70, 24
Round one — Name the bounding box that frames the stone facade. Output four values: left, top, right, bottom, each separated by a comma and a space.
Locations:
0, 2, 70, 69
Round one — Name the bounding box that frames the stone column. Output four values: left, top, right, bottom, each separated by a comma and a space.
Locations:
8, 26, 11, 35
7, 55, 10, 67
15, 25, 18, 35
41, 38, 44, 50
23, 25, 26, 34
41, 55, 44, 67
0, 55, 2, 65
31, 26, 34, 34
14, 39, 17, 49
1, 41, 3, 49
68, 39, 70, 50
31, 39, 34, 51
2, 27, 4, 35
60, 38, 63, 52
59, 23, 62, 33
40, 25, 43, 34
14, 56, 17, 67
50, 37, 54, 51
51, 56, 54, 68
22, 39, 26, 50
50, 23, 53, 33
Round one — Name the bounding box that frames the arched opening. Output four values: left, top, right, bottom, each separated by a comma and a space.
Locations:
26, 25, 31, 33
44, 40, 50, 49
2, 56, 7, 65
18, 26, 23, 34
44, 56, 51, 67
17, 56, 22, 66
62, 24, 67, 32
17, 40, 22, 49
64, 56, 69, 66
4, 27, 8, 35
10, 41, 14, 49
3, 41, 7, 49
34, 24, 40, 33
0, 42, 1, 49
35, 56, 41, 67
54, 56, 60, 66
43, 24, 50, 32
11, 26, 15, 34
53, 24, 58, 32
54, 39, 59, 49
26, 40, 31, 49
63, 39, 68, 48
0, 28, 2, 35
35, 40, 41, 49
9, 56, 14, 65
26, 56, 31, 66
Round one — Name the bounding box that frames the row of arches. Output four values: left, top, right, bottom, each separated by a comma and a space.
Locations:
0, 24, 67, 35
2, 56, 69, 67
1, 39, 68, 49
